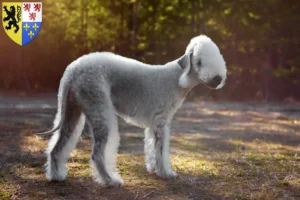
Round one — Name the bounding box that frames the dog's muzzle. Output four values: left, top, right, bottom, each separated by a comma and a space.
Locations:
205, 75, 222, 89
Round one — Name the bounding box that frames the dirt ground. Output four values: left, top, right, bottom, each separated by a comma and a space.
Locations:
0, 94, 299, 200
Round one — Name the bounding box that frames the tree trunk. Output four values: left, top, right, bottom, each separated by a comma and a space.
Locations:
152, 2, 158, 63
191, 0, 195, 34
131, 0, 138, 58
81, 0, 88, 54
17, 47, 31, 95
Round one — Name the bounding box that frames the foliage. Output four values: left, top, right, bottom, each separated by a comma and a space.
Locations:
0, 0, 299, 100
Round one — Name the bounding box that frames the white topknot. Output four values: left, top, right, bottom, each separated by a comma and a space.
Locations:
185, 35, 220, 56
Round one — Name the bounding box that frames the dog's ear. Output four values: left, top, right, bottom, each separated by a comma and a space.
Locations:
177, 51, 193, 70
178, 51, 194, 88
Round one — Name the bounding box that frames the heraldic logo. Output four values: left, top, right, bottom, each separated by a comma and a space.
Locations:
2, 2, 42, 46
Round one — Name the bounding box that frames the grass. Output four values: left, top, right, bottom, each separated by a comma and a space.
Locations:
0, 102, 299, 200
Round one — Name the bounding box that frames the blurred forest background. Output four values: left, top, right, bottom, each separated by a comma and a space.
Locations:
0, 0, 299, 101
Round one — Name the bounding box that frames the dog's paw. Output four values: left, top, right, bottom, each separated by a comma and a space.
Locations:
94, 174, 124, 188
168, 170, 178, 178
156, 169, 178, 179
106, 178, 124, 188
46, 169, 67, 181
45, 163, 68, 181
146, 166, 156, 174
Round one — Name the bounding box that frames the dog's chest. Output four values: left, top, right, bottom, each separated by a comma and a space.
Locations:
115, 96, 183, 129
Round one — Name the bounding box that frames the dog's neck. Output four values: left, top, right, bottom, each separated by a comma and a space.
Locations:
160, 60, 200, 97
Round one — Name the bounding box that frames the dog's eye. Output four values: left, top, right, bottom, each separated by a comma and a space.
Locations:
197, 60, 202, 66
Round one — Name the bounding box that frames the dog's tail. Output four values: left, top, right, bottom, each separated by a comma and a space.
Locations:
36, 78, 71, 136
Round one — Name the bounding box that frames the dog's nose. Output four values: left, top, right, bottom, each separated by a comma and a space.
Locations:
212, 75, 222, 85
208, 75, 222, 88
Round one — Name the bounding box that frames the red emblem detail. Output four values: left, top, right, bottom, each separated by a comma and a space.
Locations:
24, 3, 31, 12
34, 3, 41, 12
29, 12, 36, 21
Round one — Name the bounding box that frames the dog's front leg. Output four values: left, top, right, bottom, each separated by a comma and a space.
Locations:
145, 124, 177, 178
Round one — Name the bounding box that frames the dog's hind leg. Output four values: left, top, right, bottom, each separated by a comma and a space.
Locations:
46, 94, 84, 181
80, 88, 122, 186
144, 127, 156, 173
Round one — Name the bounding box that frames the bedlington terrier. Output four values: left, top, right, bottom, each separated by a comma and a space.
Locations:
37, 35, 227, 186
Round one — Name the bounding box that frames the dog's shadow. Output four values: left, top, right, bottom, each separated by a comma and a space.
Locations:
8, 148, 222, 200
18, 172, 222, 200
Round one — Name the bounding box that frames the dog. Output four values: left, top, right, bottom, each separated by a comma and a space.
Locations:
37, 35, 227, 186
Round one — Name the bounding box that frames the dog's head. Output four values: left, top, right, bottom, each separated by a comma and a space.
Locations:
177, 35, 227, 89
